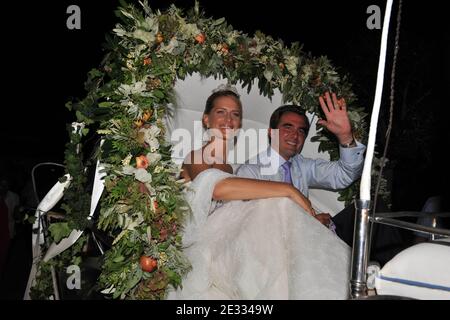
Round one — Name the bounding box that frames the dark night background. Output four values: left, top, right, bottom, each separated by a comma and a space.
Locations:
2, 0, 449, 210
0, 0, 449, 298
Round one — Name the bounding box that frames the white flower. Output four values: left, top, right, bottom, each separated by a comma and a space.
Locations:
263, 70, 273, 82
154, 166, 164, 174
122, 165, 136, 175
126, 60, 134, 70
139, 17, 158, 32
149, 140, 159, 151
146, 152, 162, 164
248, 46, 260, 56
121, 154, 132, 166
285, 56, 299, 77
134, 168, 152, 183
140, 126, 161, 150
132, 29, 155, 43
158, 252, 168, 266
326, 69, 339, 82
117, 81, 147, 97
97, 129, 112, 135
148, 125, 161, 137
113, 27, 127, 38
159, 37, 179, 54
180, 23, 200, 38
226, 31, 240, 45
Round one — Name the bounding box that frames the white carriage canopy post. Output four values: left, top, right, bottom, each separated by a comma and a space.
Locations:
350, 0, 393, 298
25, 1, 394, 300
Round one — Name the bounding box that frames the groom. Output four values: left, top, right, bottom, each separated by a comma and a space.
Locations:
236, 91, 365, 229
237, 92, 406, 266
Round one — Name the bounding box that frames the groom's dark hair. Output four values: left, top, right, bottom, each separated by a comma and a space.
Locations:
268, 105, 310, 143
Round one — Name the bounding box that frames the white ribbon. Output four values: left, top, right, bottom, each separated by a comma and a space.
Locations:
24, 174, 72, 299
44, 140, 106, 261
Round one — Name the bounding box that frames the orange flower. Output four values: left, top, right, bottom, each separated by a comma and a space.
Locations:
195, 33, 206, 44
221, 43, 229, 54
140, 256, 157, 273
153, 200, 161, 213
136, 155, 149, 169
143, 57, 152, 66
134, 119, 144, 128
142, 110, 152, 122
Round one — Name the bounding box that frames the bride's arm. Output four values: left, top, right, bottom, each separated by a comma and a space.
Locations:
213, 178, 316, 216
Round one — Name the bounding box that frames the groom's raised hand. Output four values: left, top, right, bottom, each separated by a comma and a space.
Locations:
317, 91, 354, 146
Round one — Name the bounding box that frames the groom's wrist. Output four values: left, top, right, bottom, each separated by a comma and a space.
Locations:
339, 135, 356, 148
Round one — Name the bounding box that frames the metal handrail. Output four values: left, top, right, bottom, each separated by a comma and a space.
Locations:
374, 211, 450, 219
371, 216, 450, 237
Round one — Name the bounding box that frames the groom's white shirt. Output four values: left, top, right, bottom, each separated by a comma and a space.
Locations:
236, 142, 366, 197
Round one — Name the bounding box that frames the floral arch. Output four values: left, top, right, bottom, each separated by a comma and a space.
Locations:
30, 1, 386, 300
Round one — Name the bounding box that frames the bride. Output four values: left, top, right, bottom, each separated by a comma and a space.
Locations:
167, 87, 351, 299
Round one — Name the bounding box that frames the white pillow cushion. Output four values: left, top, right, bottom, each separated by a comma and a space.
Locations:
375, 239, 450, 299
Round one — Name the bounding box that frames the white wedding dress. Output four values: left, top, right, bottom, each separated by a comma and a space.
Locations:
167, 168, 351, 299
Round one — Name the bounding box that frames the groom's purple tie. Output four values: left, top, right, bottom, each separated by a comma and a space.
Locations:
281, 161, 292, 184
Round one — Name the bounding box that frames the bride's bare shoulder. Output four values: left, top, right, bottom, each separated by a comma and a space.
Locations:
182, 149, 209, 181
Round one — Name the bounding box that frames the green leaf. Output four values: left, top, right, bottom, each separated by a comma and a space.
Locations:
27, 215, 36, 224
48, 223, 72, 243
99, 102, 115, 108
128, 268, 143, 289
75, 110, 87, 123
212, 17, 225, 26
152, 90, 165, 99
65, 101, 73, 111
88, 68, 103, 79
113, 255, 125, 263
72, 256, 82, 265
